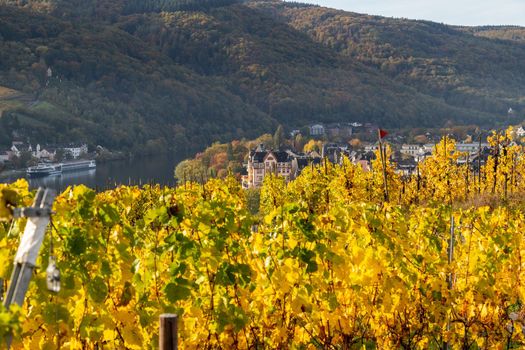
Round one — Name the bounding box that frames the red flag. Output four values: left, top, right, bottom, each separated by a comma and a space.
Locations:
379, 129, 388, 139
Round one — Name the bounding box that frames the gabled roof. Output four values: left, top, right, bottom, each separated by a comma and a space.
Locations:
249, 150, 267, 163
295, 157, 321, 171
269, 151, 291, 163
359, 151, 377, 161
397, 158, 417, 166
251, 150, 291, 163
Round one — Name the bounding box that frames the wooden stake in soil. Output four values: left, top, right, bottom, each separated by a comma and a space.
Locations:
377, 129, 389, 202
478, 134, 482, 194
160, 314, 178, 350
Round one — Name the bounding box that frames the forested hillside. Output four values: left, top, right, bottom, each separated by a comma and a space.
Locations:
0, 0, 523, 156
459, 26, 525, 43
0, 4, 276, 154
255, 1, 525, 118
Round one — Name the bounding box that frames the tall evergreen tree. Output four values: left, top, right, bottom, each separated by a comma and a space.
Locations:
273, 125, 285, 150
226, 142, 234, 161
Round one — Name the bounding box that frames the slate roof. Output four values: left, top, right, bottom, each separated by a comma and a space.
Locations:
250, 150, 291, 163
296, 157, 321, 170
272, 151, 290, 163
250, 150, 267, 163
360, 151, 377, 161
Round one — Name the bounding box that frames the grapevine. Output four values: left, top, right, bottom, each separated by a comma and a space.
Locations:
1, 131, 525, 348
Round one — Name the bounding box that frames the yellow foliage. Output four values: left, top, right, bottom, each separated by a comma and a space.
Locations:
2, 129, 525, 348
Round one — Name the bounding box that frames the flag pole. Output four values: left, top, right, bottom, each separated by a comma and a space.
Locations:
378, 129, 389, 202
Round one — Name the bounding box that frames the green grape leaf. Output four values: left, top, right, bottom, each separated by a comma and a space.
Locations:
88, 276, 108, 303
164, 283, 191, 303
98, 203, 120, 226
66, 229, 87, 256
43, 304, 70, 324
101, 260, 112, 276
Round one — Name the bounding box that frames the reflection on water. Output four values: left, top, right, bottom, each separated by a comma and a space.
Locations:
29, 169, 97, 189
0, 154, 182, 191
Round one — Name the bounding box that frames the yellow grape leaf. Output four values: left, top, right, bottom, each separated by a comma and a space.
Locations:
39, 338, 55, 350
113, 309, 134, 324
288, 237, 298, 250
121, 324, 143, 349
103, 329, 116, 342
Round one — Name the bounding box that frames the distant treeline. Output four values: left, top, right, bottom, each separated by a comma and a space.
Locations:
122, 0, 242, 14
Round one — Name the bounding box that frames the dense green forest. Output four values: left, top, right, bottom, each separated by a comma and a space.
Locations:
0, 0, 523, 156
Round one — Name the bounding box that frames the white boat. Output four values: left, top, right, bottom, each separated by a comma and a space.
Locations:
60, 160, 96, 172
26, 160, 96, 178
26, 163, 62, 178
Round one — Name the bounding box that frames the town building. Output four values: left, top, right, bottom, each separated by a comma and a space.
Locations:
291, 156, 322, 178
309, 124, 325, 136
322, 143, 349, 164
325, 123, 353, 139
33, 144, 56, 161
395, 158, 417, 176
63, 144, 88, 159
455, 142, 489, 155
290, 129, 301, 138
364, 143, 380, 153
242, 145, 293, 189
354, 151, 376, 172
400, 144, 423, 157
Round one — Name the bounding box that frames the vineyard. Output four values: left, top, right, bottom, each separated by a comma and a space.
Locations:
2, 130, 525, 348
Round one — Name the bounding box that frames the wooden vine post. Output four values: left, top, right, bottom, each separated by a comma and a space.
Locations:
159, 313, 178, 350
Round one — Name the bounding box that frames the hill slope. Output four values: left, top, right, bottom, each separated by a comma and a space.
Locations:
0, 0, 524, 155
458, 26, 525, 44
0, 4, 276, 153
254, 1, 525, 117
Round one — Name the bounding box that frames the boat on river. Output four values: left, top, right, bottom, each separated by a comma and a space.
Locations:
26, 163, 62, 177
60, 160, 96, 173
27, 160, 96, 178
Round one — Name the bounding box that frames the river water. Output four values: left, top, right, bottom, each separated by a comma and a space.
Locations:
0, 154, 182, 191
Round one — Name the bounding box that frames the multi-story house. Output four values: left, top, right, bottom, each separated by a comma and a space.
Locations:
33, 144, 56, 161
63, 144, 88, 159
309, 124, 325, 136
455, 142, 489, 155
325, 123, 353, 139
400, 144, 422, 157
242, 145, 293, 189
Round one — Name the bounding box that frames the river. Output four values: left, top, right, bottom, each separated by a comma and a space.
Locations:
0, 154, 183, 191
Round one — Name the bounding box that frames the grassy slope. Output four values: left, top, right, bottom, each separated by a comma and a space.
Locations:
0, 86, 32, 117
